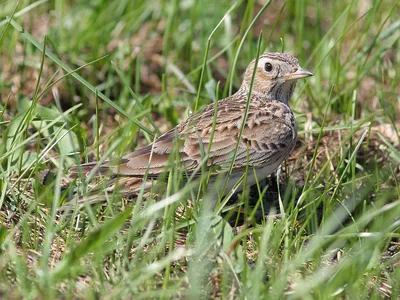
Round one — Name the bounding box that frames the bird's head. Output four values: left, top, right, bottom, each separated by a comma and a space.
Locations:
241, 52, 313, 104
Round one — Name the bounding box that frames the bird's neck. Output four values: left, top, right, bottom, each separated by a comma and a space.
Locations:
239, 80, 297, 106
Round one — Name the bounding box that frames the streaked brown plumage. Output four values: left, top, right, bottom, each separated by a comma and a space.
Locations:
71, 52, 313, 198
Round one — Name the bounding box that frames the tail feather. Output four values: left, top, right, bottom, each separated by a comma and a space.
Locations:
69, 161, 112, 178
58, 177, 157, 214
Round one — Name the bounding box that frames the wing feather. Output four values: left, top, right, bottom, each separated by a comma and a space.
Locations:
74, 98, 296, 178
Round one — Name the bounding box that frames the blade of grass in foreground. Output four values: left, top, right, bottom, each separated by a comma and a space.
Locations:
227, 0, 272, 95
193, 2, 237, 112
220, 30, 263, 198
0, 0, 48, 28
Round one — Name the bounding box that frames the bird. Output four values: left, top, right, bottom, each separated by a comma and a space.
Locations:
69, 52, 313, 204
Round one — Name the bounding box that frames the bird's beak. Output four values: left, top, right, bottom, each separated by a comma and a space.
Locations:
281, 67, 314, 80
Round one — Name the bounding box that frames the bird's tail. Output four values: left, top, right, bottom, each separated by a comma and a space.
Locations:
69, 161, 112, 178
58, 176, 156, 214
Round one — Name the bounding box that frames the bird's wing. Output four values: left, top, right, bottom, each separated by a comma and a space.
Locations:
103, 98, 297, 177
183, 99, 297, 170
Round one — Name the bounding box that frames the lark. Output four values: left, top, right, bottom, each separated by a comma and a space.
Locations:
71, 52, 313, 199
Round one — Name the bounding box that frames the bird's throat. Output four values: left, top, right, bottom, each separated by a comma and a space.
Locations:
268, 80, 297, 105
239, 80, 297, 105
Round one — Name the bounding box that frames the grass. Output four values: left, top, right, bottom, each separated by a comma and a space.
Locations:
0, 0, 399, 298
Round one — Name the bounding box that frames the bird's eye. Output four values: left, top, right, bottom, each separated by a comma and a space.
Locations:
264, 62, 273, 72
